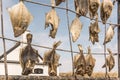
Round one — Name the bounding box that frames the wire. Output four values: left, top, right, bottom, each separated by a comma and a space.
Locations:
0, 36, 118, 56
24, 0, 120, 27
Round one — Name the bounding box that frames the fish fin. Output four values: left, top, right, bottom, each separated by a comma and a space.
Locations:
102, 63, 106, 68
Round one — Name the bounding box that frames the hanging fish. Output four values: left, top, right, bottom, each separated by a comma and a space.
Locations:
8, 1, 33, 37
73, 44, 86, 76
100, 0, 113, 24
70, 17, 83, 42
74, 0, 88, 17
89, 18, 100, 44
19, 33, 39, 75
85, 46, 96, 76
103, 25, 115, 45
45, 8, 60, 38
89, 0, 100, 19
102, 48, 115, 72
43, 41, 61, 76
55, 0, 65, 6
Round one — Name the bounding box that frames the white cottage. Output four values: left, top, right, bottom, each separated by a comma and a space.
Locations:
0, 31, 60, 76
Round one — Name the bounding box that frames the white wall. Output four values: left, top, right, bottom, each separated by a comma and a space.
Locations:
0, 63, 22, 75
0, 63, 49, 76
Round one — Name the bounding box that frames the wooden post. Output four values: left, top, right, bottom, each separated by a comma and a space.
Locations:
118, 0, 120, 78
0, 0, 8, 80
66, 0, 74, 76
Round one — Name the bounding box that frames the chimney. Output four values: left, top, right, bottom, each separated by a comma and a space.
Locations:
20, 30, 31, 47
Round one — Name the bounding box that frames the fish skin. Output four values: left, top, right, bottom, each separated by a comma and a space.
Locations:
103, 25, 115, 45
55, 0, 65, 6
45, 9, 60, 38
73, 44, 86, 76
8, 1, 33, 37
43, 41, 61, 76
74, 0, 88, 17
20, 46, 39, 75
102, 48, 115, 72
70, 17, 83, 42
19, 33, 39, 75
43, 50, 60, 76
89, 19, 100, 44
85, 46, 96, 76
100, 0, 113, 24
89, 0, 100, 19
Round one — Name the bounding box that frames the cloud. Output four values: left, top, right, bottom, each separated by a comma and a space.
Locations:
59, 54, 73, 73
91, 43, 103, 53
33, 32, 70, 49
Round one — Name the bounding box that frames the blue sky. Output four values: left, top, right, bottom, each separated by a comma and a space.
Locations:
0, 0, 118, 73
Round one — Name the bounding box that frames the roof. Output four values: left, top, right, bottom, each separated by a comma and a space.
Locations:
0, 42, 20, 60
0, 60, 46, 65
0, 42, 43, 60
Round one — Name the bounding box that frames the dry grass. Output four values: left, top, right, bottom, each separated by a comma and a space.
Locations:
59, 72, 118, 78
92, 72, 118, 78
59, 72, 72, 77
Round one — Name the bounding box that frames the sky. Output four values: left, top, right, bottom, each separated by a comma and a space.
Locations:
0, 0, 119, 73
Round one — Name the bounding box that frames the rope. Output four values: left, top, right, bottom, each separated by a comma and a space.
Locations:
0, 0, 8, 80
0, 36, 118, 55
65, 0, 74, 76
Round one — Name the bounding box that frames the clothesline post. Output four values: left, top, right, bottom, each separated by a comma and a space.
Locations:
118, 0, 120, 78
0, 0, 8, 80
66, 0, 74, 76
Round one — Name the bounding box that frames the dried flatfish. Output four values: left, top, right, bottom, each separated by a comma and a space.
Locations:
103, 25, 115, 45
89, 0, 100, 19
102, 48, 115, 72
20, 45, 39, 75
85, 46, 96, 76
100, 0, 113, 24
45, 9, 60, 38
55, 0, 65, 6
89, 19, 100, 44
70, 17, 83, 42
73, 44, 86, 76
19, 33, 39, 75
8, 1, 33, 37
43, 41, 61, 76
74, 0, 88, 17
